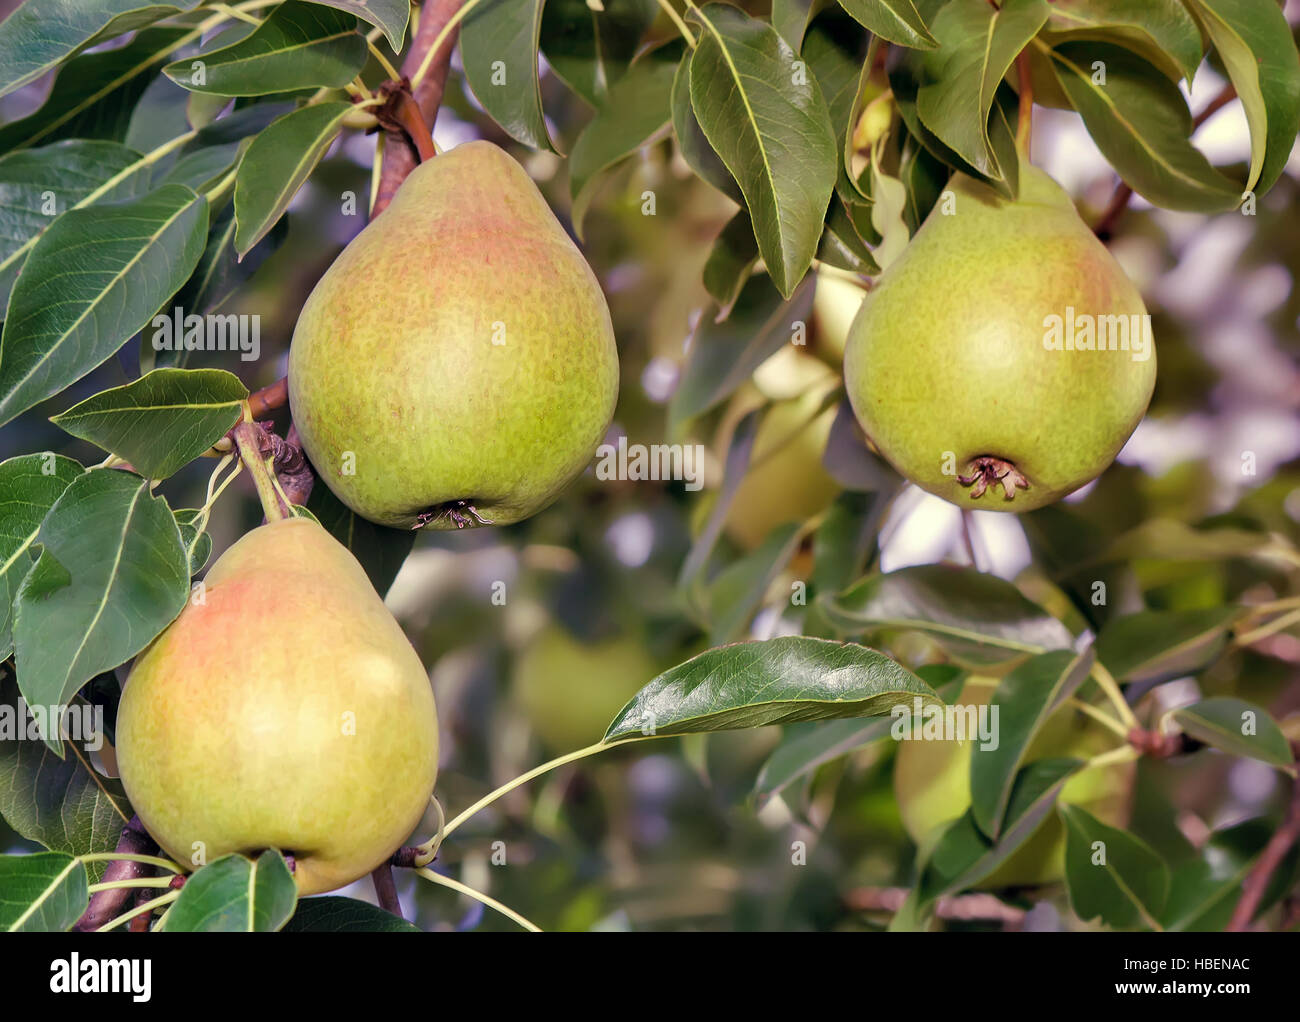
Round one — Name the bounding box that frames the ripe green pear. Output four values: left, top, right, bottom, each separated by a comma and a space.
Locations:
894, 676, 1134, 888
844, 164, 1155, 511
116, 518, 438, 895
289, 141, 619, 530
512, 627, 657, 752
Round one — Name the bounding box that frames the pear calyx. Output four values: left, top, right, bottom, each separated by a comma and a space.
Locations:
957, 456, 1030, 501
413, 499, 493, 530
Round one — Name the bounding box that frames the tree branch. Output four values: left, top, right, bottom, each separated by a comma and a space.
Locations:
74, 816, 158, 932
373, 0, 464, 217
1227, 742, 1300, 931
371, 863, 403, 917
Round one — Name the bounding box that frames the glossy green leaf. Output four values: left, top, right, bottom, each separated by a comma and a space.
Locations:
702, 209, 760, 314
818, 565, 1074, 664
0, 453, 83, 658
0, 141, 153, 310
0, 184, 207, 428
460, 0, 554, 152
604, 635, 941, 742
836, 0, 938, 48
1061, 803, 1169, 929
568, 47, 679, 238
0, 853, 88, 932
51, 369, 247, 480
915, 0, 1047, 182
970, 649, 1094, 840
687, 3, 837, 297
233, 101, 352, 256
0, 0, 191, 100
162, 851, 296, 932
707, 523, 803, 645
1095, 606, 1240, 682
309, 0, 410, 51
164, 2, 367, 96
285, 895, 421, 932
173, 508, 213, 576
0, 27, 188, 152
670, 56, 741, 202
1048, 42, 1241, 211
13, 470, 189, 747
1172, 697, 1295, 771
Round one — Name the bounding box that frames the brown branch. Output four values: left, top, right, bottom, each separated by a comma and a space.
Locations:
371, 863, 404, 917
1094, 82, 1238, 240
373, 0, 464, 217
845, 886, 1027, 927
1227, 742, 1300, 931
74, 815, 158, 932
247, 377, 288, 418
1015, 51, 1033, 150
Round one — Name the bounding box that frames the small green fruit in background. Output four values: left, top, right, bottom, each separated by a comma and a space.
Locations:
289, 141, 619, 530
117, 518, 439, 895
844, 164, 1155, 512
512, 626, 658, 752
894, 676, 1134, 888
810, 269, 868, 365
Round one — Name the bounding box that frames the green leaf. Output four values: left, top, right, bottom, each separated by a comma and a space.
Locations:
668, 273, 815, 429
162, 851, 297, 932
701, 210, 760, 313
233, 101, 352, 257
1172, 697, 1296, 772
173, 509, 213, 575
540, 0, 658, 106
1043, 0, 1203, 84
1061, 803, 1169, 929
0, 853, 88, 932
156, 138, 245, 192
0, 140, 153, 310
1048, 42, 1241, 212
1095, 606, 1240, 682
603, 635, 941, 742
1184, 0, 1300, 197
687, 3, 837, 297
771, 0, 817, 49
0, 0, 192, 100
670, 56, 741, 202
285, 895, 421, 932
568, 46, 679, 238
1162, 819, 1289, 931
915, 0, 1047, 182
919, 758, 1081, 900
836, 0, 938, 49
0, 26, 189, 152
0, 453, 83, 658
460, 0, 554, 152
306, 482, 415, 597
0, 671, 131, 882
51, 369, 247, 479
754, 663, 963, 797
0, 184, 207, 428
818, 565, 1074, 664
13, 470, 189, 747
969, 649, 1094, 839
164, 2, 368, 97
308, 0, 410, 51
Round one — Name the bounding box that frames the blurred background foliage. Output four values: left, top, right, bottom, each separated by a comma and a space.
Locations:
1, 0, 1298, 930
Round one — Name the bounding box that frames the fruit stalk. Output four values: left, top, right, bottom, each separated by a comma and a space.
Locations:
232, 420, 290, 522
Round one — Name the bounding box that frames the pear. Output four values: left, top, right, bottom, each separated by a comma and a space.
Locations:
894, 676, 1134, 888
843, 164, 1155, 512
116, 518, 438, 895
288, 141, 619, 530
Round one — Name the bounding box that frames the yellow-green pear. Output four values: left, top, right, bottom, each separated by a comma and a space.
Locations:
810, 269, 868, 365
894, 676, 1134, 888
512, 627, 657, 752
289, 141, 619, 530
116, 518, 438, 895
844, 164, 1155, 511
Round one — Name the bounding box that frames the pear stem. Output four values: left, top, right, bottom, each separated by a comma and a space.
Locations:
390, 89, 437, 162
1015, 51, 1033, 151
94, 891, 180, 933
1090, 662, 1140, 731
415, 867, 543, 932
233, 420, 290, 522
